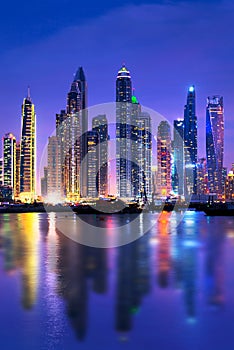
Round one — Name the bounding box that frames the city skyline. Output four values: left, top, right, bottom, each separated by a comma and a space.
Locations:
0, 1, 234, 170
0, 64, 232, 201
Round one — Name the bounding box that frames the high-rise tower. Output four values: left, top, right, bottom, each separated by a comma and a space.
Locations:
157, 121, 172, 196
184, 86, 197, 196
206, 96, 224, 196
74, 67, 88, 198
116, 64, 132, 198
173, 120, 184, 196
20, 88, 36, 202
92, 115, 108, 197
3, 133, 16, 193
131, 95, 152, 200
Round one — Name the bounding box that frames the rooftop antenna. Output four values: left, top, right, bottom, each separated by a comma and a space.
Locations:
27, 86, 31, 99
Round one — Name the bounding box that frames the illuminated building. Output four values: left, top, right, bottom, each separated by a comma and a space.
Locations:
87, 131, 99, 198
74, 67, 88, 198
64, 78, 82, 201
157, 121, 172, 196
116, 64, 132, 198
184, 86, 197, 196
197, 158, 208, 195
3, 133, 16, 198
225, 165, 234, 200
206, 96, 224, 196
55, 68, 87, 201
20, 89, 36, 202
15, 142, 21, 199
0, 158, 3, 186
173, 119, 184, 195
131, 97, 152, 200
92, 115, 108, 196
47, 136, 63, 203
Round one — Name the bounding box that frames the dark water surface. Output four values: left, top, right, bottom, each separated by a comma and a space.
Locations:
0, 211, 234, 350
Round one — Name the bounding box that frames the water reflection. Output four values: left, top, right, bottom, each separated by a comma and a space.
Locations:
0, 212, 232, 348
205, 223, 225, 308
0, 213, 40, 309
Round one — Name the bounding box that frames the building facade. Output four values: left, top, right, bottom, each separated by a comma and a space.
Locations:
173, 120, 184, 196
20, 90, 36, 202
47, 136, 62, 202
92, 115, 108, 197
184, 86, 197, 196
116, 65, 133, 198
87, 131, 99, 198
206, 96, 224, 197
3, 133, 16, 196
157, 121, 172, 196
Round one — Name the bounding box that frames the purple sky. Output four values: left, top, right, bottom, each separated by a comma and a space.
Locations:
0, 0, 234, 177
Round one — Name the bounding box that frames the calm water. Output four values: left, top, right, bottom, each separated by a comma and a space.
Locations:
0, 211, 234, 350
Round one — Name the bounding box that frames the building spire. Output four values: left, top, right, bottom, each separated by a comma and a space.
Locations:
27, 86, 32, 101
74, 66, 86, 82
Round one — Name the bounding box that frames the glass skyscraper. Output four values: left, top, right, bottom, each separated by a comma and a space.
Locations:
116, 65, 132, 198
20, 89, 36, 202
184, 86, 197, 196
173, 120, 184, 196
92, 115, 108, 197
206, 96, 224, 196
157, 121, 172, 196
3, 133, 16, 192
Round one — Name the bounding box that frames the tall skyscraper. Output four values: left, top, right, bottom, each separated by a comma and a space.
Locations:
206, 96, 224, 196
59, 78, 82, 202
116, 64, 132, 198
3, 133, 16, 193
56, 68, 88, 201
131, 98, 152, 200
184, 86, 197, 196
92, 115, 108, 197
74, 67, 88, 198
173, 120, 184, 196
86, 131, 99, 198
20, 89, 36, 202
157, 121, 172, 196
47, 136, 62, 202
15, 142, 21, 199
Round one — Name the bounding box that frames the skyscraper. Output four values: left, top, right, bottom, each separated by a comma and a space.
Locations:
116, 64, 132, 198
74, 67, 88, 198
206, 96, 224, 196
15, 142, 21, 199
20, 89, 36, 202
56, 68, 88, 201
3, 133, 16, 193
47, 136, 62, 202
92, 115, 108, 197
184, 86, 197, 196
59, 78, 82, 202
86, 131, 99, 198
157, 121, 172, 196
131, 97, 152, 200
173, 120, 184, 196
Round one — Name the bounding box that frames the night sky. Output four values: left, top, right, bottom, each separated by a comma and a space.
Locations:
1, 0, 234, 177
